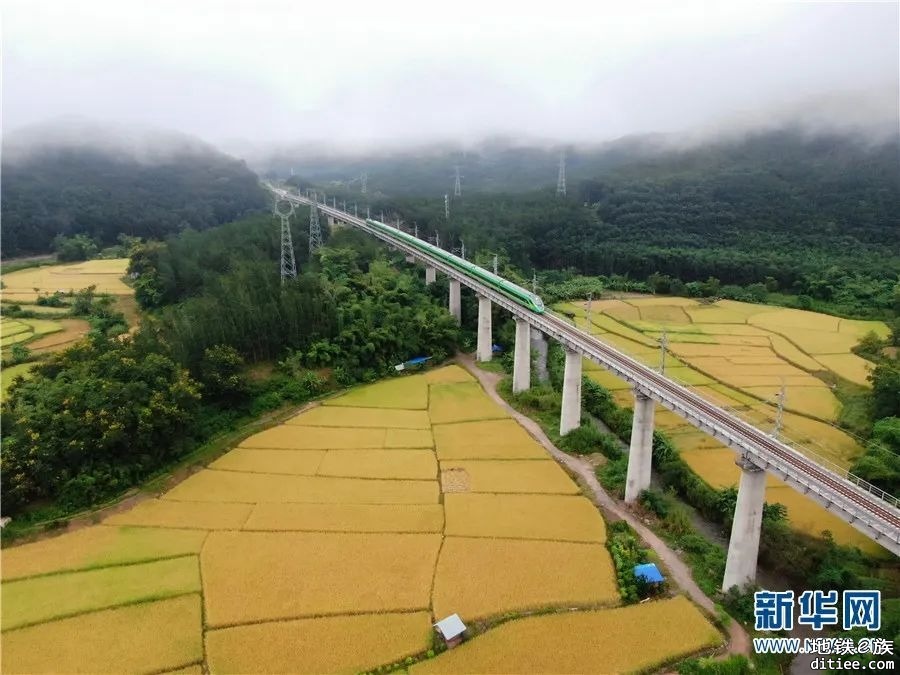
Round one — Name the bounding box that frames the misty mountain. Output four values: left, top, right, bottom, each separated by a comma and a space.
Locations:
2, 122, 267, 257
265, 127, 900, 205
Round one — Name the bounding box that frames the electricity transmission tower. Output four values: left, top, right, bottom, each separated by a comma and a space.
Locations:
492, 254, 498, 275
361, 171, 368, 194
773, 381, 787, 439
556, 150, 567, 196
308, 191, 323, 255
273, 198, 297, 283
444, 194, 450, 220
453, 165, 462, 197
659, 330, 669, 375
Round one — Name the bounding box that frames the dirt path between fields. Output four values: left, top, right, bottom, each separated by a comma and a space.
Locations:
457, 354, 750, 658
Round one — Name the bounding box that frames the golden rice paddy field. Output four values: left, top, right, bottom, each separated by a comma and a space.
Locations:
1, 364, 720, 673
560, 296, 889, 554
411, 595, 722, 675
1, 258, 132, 304
1, 259, 132, 398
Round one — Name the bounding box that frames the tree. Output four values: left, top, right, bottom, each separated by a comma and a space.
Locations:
1, 335, 201, 513
870, 362, 900, 419
199, 345, 248, 403
53, 233, 98, 262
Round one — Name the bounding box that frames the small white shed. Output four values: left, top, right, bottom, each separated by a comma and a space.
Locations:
433, 614, 467, 648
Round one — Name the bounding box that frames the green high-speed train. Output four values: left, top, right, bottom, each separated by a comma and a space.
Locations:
365, 218, 545, 314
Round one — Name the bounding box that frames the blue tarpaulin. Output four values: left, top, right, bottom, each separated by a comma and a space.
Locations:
633, 563, 664, 583
395, 356, 432, 371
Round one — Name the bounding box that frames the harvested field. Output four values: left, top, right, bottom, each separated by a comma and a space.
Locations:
287, 405, 431, 429
243, 503, 444, 533
431, 537, 619, 620
444, 494, 606, 543
206, 611, 433, 674
1, 595, 202, 675
104, 500, 253, 530
24, 318, 90, 353
201, 531, 441, 626
1, 526, 206, 581
317, 449, 437, 480
161, 470, 439, 504
411, 595, 721, 675
209, 448, 325, 475
323, 375, 428, 409
428, 381, 507, 424
2, 556, 199, 630
424, 364, 474, 383
440, 460, 579, 494
432, 418, 548, 460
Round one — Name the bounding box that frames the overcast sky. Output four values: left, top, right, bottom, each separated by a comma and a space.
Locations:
3, 1, 898, 153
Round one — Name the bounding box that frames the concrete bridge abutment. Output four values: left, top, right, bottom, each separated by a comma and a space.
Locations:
425, 266, 437, 285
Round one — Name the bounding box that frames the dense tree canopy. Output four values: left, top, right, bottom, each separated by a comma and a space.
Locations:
2, 139, 266, 256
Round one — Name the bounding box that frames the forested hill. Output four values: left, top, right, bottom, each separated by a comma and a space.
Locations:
2, 125, 267, 257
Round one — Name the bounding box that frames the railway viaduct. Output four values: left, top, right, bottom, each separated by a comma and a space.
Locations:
270, 185, 900, 590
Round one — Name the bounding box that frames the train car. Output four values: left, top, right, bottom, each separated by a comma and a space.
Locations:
365, 219, 545, 314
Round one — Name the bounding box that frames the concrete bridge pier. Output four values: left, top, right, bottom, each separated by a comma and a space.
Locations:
449, 279, 461, 324
405, 254, 415, 263
559, 349, 582, 435
531, 329, 549, 383
477, 295, 493, 362
624, 391, 655, 503
326, 215, 335, 228
425, 266, 437, 285
513, 318, 531, 393
722, 456, 767, 591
